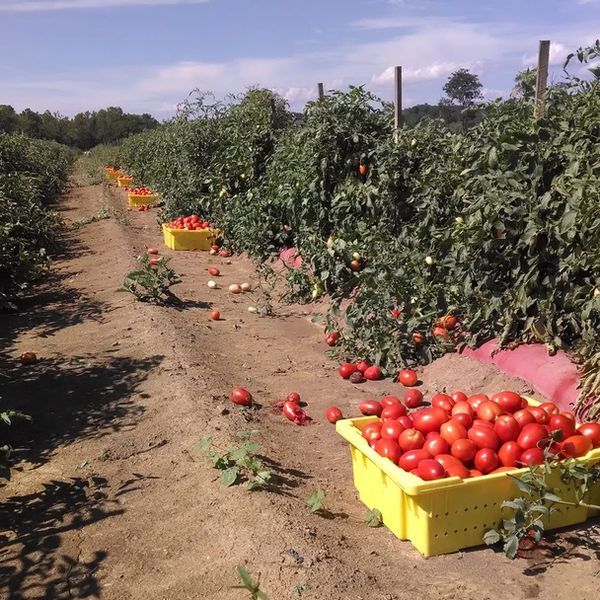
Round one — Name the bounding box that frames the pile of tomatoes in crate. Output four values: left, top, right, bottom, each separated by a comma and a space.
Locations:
355, 387, 600, 481
129, 186, 154, 196
166, 214, 213, 230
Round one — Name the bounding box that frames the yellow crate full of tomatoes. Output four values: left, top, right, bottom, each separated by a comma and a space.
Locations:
162, 215, 219, 251
127, 186, 158, 207
117, 175, 133, 188
104, 166, 122, 181
336, 389, 600, 557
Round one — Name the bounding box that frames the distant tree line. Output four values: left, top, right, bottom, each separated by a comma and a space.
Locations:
0, 105, 159, 150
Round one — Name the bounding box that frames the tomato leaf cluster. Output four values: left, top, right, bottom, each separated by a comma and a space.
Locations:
121, 254, 181, 304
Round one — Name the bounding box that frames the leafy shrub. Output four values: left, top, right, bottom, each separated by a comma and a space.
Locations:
0, 133, 73, 308
117, 45, 600, 416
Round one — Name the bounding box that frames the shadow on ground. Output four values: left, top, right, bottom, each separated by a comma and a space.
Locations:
1, 354, 164, 471
0, 477, 122, 599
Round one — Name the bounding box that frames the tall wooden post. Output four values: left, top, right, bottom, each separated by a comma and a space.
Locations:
394, 66, 403, 130
534, 40, 550, 118
317, 82, 324, 100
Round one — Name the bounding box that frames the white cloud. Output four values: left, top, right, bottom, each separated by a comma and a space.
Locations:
0, 0, 209, 12
522, 42, 570, 66
373, 62, 462, 84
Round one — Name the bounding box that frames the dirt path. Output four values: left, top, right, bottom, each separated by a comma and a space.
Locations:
1, 182, 599, 600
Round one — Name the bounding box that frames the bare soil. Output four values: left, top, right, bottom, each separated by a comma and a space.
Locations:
1, 181, 598, 600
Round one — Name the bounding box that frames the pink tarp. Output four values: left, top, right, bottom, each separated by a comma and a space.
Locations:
461, 341, 579, 411
279, 247, 304, 271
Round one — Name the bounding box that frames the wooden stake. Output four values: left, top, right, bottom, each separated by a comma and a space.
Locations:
394, 66, 403, 130
317, 82, 324, 100
534, 40, 550, 118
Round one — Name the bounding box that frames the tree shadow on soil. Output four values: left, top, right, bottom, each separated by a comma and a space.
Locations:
259, 455, 312, 497
520, 519, 600, 576
0, 274, 107, 350
0, 354, 164, 471
0, 477, 123, 600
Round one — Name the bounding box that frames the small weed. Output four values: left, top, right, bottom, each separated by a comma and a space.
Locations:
121, 254, 181, 304
71, 207, 111, 229
233, 566, 269, 600
1, 407, 31, 462
364, 508, 383, 527
306, 488, 326, 513
292, 582, 310, 597
196, 430, 271, 490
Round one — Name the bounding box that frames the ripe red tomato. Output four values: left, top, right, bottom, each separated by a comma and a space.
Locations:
326, 406, 343, 424
403, 388, 423, 408
474, 448, 499, 474
423, 433, 449, 456
431, 393, 455, 412
445, 463, 471, 479
381, 395, 401, 407
359, 400, 382, 417
561, 412, 576, 425
364, 366, 382, 381
539, 402, 560, 416
412, 332, 425, 345
398, 415, 413, 430
578, 422, 600, 448
491, 390, 523, 413
230, 387, 252, 406
472, 419, 494, 429
391, 307, 400, 319
494, 415, 521, 443
398, 449, 431, 471
434, 453, 463, 470
417, 459, 446, 481
528, 406, 550, 424
412, 407, 449, 434
149, 257, 160, 266
520, 447, 545, 466
356, 360, 370, 373
468, 425, 501, 450
381, 404, 407, 421
440, 315, 458, 330
398, 369, 418, 387
451, 400, 474, 416
451, 391, 468, 403
561, 435, 592, 458
375, 438, 402, 464
325, 332, 340, 346
208, 267, 220, 276
469, 469, 483, 478
398, 428, 425, 451
517, 423, 550, 450
498, 441, 522, 467
147, 247, 159, 255
450, 438, 477, 462
548, 414, 576, 440
452, 412, 473, 429
381, 420, 405, 440
514, 408, 536, 428
362, 421, 382, 442
490, 466, 517, 474
432, 325, 450, 340
210, 309, 220, 321
477, 400, 503, 423
440, 420, 468, 445
467, 393, 489, 411
282, 400, 307, 424
339, 363, 357, 379
286, 392, 301, 404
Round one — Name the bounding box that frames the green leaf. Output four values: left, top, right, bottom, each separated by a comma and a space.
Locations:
195, 436, 212, 451
220, 467, 239, 487
503, 535, 519, 559
364, 508, 383, 527
483, 529, 501, 546
307, 488, 326, 513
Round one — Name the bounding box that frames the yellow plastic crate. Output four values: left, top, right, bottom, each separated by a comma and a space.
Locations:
162, 224, 219, 251
117, 176, 133, 188
336, 399, 600, 556
128, 193, 158, 207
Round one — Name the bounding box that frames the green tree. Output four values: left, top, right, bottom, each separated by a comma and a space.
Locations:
442, 68, 483, 106
512, 68, 536, 100
0, 105, 18, 133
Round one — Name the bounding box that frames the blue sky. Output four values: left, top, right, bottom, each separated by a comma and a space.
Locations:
0, 0, 598, 118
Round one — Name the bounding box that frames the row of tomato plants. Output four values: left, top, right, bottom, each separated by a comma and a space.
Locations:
116, 45, 600, 418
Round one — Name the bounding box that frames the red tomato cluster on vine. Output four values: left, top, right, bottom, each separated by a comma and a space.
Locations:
355, 389, 599, 480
